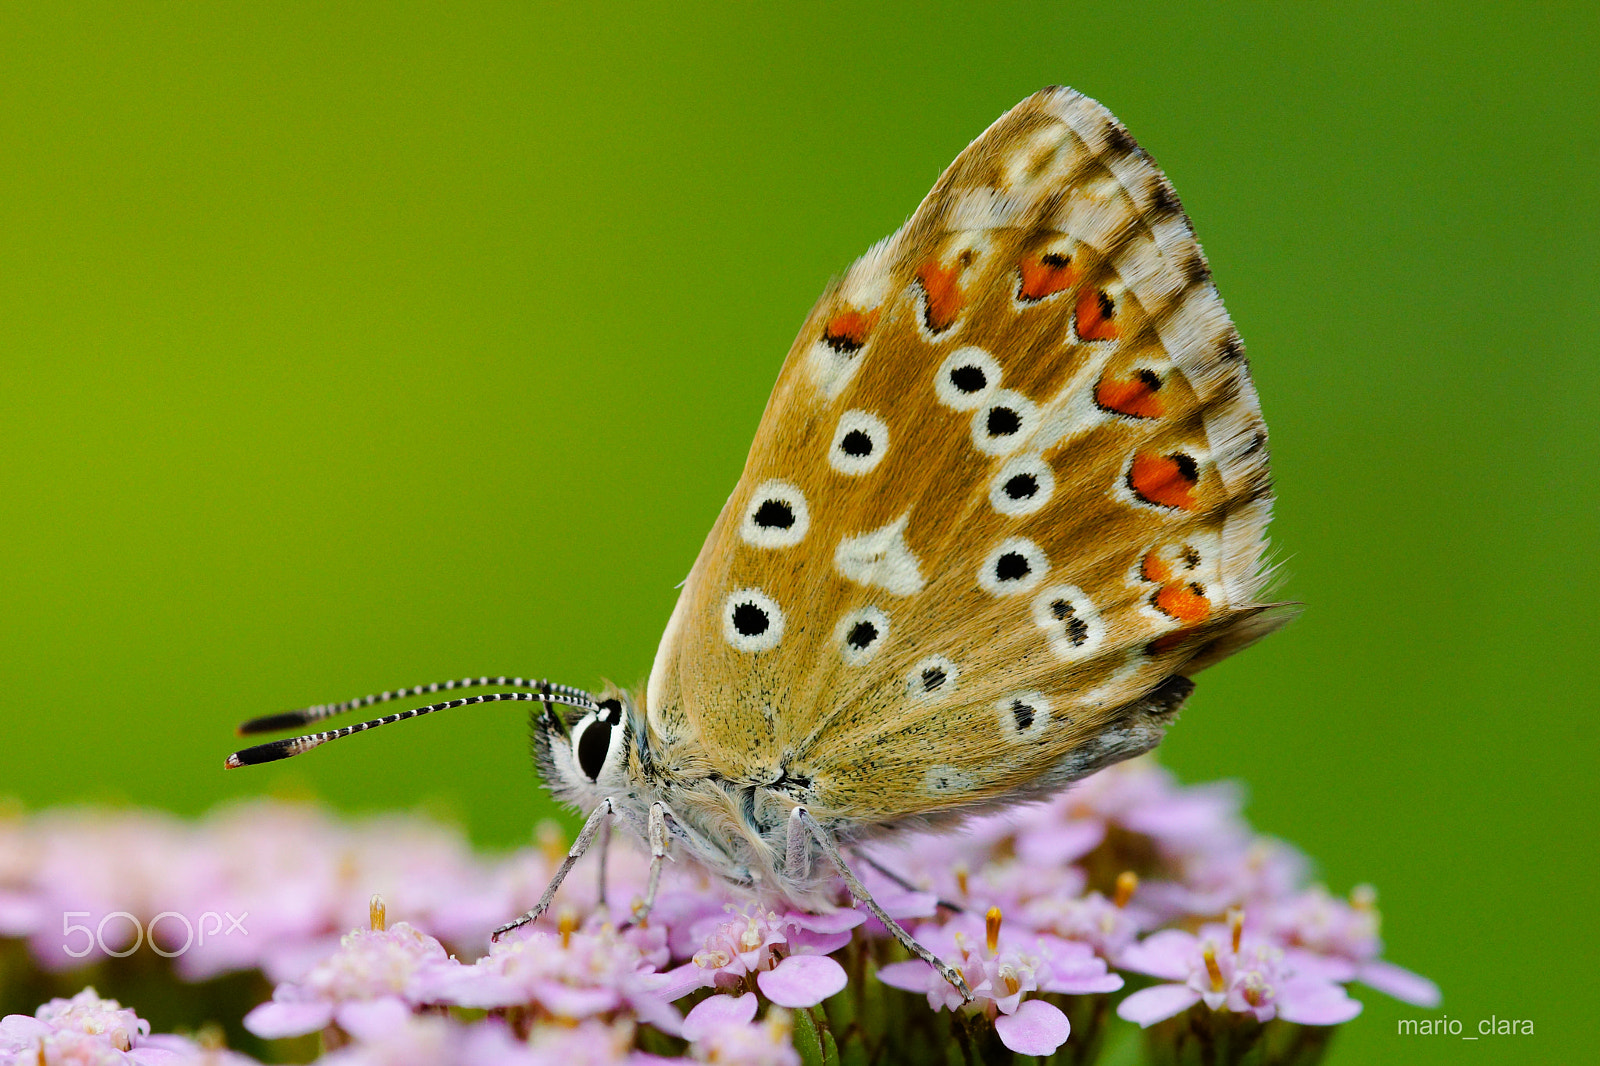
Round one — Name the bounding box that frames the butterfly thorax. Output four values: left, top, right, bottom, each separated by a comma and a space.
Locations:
534, 687, 846, 909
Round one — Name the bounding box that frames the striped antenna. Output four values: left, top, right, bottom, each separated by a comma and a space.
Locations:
225, 688, 599, 769
236, 676, 596, 736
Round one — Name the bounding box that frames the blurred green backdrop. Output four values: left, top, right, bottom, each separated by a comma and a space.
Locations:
1, 3, 1594, 1062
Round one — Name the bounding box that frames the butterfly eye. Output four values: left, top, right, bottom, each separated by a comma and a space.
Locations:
978, 536, 1049, 596
906, 655, 959, 700
722, 588, 785, 652
828, 410, 889, 475
1030, 584, 1104, 661
971, 390, 1038, 456
833, 606, 890, 665
988, 454, 1055, 516
997, 691, 1052, 742
570, 698, 625, 782
740, 480, 810, 549
934, 347, 1001, 411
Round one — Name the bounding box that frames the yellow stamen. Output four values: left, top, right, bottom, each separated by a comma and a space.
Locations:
1202, 942, 1225, 992
1351, 884, 1377, 911
1113, 870, 1138, 909
955, 863, 970, 898
558, 907, 579, 949
536, 821, 567, 866
764, 1007, 793, 1045
368, 894, 386, 932
630, 895, 648, 928
986, 907, 1002, 955
1227, 907, 1244, 954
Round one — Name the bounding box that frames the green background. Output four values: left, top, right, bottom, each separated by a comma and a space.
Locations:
2, 3, 1593, 1062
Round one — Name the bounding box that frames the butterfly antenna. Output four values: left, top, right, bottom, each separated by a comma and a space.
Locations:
225, 688, 598, 768
236, 677, 596, 735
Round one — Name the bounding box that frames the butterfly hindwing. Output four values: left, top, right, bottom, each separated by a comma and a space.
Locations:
645, 87, 1278, 827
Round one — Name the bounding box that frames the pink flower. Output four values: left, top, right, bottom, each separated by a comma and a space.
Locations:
243, 921, 454, 1039
681, 999, 800, 1066
0, 988, 255, 1066
1117, 918, 1363, 1028
659, 905, 858, 1009
30, 988, 149, 1051
311, 1012, 657, 1066
1265, 885, 1441, 1007
422, 923, 681, 1035
1021, 758, 1249, 866
1137, 837, 1309, 924
1019, 881, 1147, 963
876, 910, 1119, 1056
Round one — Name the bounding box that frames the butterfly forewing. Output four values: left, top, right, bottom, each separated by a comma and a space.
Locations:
646, 87, 1278, 826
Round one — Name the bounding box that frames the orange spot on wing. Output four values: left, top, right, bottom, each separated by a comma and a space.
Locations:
1095, 371, 1165, 419
1128, 451, 1199, 510
917, 259, 965, 332
823, 308, 879, 352
1075, 286, 1120, 341
1140, 550, 1172, 584
1154, 582, 1211, 625
1018, 253, 1077, 301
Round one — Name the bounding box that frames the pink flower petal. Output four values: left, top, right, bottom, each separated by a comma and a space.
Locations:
1117, 984, 1202, 1028
757, 955, 847, 1008
1358, 959, 1441, 1008
1045, 971, 1124, 995
0, 1015, 52, 1051
790, 929, 855, 955
526, 980, 623, 1018
628, 989, 684, 1039
1277, 979, 1363, 1026
787, 910, 866, 935
242, 999, 334, 1039
682, 992, 758, 1043
874, 959, 935, 992
1283, 947, 1356, 983
1118, 929, 1195, 981
993, 999, 1071, 1055
646, 962, 717, 1002
334, 997, 412, 1041
868, 885, 939, 921
1015, 818, 1104, 865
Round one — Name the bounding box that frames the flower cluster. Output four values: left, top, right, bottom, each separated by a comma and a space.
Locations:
0, 757, 1439, 1064
0, 987, 256, 1065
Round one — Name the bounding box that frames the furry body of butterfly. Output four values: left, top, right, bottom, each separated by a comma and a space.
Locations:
539, 86, 1284, 906
229, 86, 1286, 992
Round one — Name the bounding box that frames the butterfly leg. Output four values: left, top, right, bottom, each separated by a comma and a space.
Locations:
784, 806, 810, 882
857, 852, 965, 914
492, 796, 614, 941
595, 815, 611, 908
796, 807, 972, 1002
632, 801, 672, 926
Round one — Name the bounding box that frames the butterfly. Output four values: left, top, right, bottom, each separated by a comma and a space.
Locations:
227, 86, 1284, 998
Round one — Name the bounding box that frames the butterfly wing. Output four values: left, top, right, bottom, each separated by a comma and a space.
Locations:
645, 87, 1280, 826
